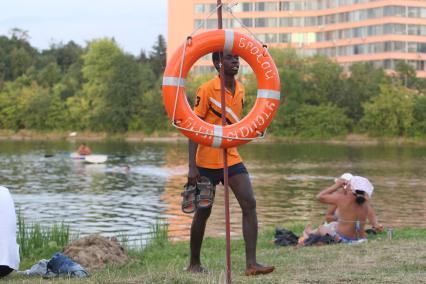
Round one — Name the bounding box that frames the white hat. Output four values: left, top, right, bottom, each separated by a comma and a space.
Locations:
350, 176, 374, 198
340, 173, 354, 181
334, 172, 354, 183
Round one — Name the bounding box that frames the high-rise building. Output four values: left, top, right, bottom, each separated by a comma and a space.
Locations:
168, 0, 426, 77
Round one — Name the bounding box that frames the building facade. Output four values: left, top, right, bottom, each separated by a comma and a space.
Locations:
168, 0, 426, 77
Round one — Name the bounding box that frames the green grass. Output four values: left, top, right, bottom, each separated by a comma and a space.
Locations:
16, 212, 76, 268
5, 223, 426, 283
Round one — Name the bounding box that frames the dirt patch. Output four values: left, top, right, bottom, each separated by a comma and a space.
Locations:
62, 234, 130, 271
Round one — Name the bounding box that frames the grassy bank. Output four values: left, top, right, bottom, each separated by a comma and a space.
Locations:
6, 224, 426, 284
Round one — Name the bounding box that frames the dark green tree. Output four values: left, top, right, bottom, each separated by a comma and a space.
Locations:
149, 35, 167, 78
340, 63, 387, 123
82, 38, 143, 132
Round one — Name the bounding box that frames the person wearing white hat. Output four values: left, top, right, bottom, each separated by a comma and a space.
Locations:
315, 175, 378, 243
0, 186, 20, 278
325, 173, 383, 233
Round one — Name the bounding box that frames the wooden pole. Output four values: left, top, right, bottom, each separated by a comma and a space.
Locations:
216, 1, 232, 283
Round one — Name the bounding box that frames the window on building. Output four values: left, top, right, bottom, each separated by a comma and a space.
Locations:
280, 17, 290, 27
254, 17, 276, 27
417, 61, 425, 71
393, 42, 404, 52
408, 25, 423, 36
267, 17, 277, 27
224, 19, 233, 29
232, 19, 242, 28
242, 2, 253, 12
325, 14, 336, 25
207, 3, 216, 12
421, 8, 426, 18
255, 2, 265, 11
383, 59, 392, 69
256, 34, 266, 43
278, 1, 289, 11
317, 16, 324, 26
338, 46, 347, 56
338, 12, 349, 23
194, 4, 204, 14
408, 7, 420, 18
292, 18, 303, 27
265, 33, 277, 43
353, 27, 361, 38
305, 16, 316, 26
206, 19, 217, 29
241, 18, 253, 27
279, 33, 290, 43
255, 18, 266, 27
419, 43, 426, 53
265, 2, 277, 11
393, 6, 406, 17
408, 42, 417, 53
306, 1, 317, 10
392, 24, 405, 35
290, 2, 303, 10
194, 19, 204, 29
360, 10, 368, 20
229, 3, 242, 12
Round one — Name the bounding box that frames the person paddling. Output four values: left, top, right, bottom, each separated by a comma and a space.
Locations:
77, 143, 91, 156
185, 52, 274, 276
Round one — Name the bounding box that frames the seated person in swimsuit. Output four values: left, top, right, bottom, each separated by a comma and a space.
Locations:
323, 173, 383, 234
77, 143, 91, 156
305, 174, 377, 243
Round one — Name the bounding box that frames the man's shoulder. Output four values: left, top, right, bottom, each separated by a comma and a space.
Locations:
197, 77, 218, 95
200, 77, 217, 88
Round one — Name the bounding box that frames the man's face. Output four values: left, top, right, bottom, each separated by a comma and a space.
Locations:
216, 53, 239, 76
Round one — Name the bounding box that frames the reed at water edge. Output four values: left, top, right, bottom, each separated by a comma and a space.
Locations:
16, 211, 75, 260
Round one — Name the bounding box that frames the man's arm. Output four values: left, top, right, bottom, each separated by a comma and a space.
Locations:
188, 84, 208, 184
188, 139, 199, 185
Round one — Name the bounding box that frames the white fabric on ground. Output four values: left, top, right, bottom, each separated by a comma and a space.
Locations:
0, 186, 20, 270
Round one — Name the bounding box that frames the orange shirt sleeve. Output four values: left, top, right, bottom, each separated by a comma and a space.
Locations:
194, 85, 210, 118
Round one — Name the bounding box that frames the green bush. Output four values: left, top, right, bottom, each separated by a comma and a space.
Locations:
411, 95, 426, 137
276, 103, 350, 138
359, 85, 415, 136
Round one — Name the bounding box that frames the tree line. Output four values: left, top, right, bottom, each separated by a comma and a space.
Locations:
1, 28, 426, 138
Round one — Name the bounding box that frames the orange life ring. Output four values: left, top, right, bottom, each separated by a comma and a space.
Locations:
162, 29, 281, 148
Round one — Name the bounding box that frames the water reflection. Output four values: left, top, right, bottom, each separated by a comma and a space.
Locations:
0, 140, 425, 243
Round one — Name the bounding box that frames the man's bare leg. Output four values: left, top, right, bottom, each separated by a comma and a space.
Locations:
187, 206, 212, 273
229, 173, 275, 276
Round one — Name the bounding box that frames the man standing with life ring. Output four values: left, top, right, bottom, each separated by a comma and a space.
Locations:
185, 51, 275, 276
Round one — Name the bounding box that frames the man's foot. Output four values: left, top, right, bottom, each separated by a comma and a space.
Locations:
245, 263, 275, 276
186, 264, 208, 273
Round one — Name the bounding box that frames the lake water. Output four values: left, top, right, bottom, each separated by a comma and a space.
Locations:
1, 140, 425, 244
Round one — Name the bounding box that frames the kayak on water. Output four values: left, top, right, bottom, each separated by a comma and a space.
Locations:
70, 153, 108, 164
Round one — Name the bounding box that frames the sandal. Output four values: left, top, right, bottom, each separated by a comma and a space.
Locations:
181, 183, 197, 214
195, 176, 215, 209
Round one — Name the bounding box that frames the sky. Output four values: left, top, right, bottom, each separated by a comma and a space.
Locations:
0, 0, 167, 56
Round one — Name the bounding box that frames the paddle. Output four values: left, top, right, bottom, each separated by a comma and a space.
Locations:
84, 155, 108, 164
